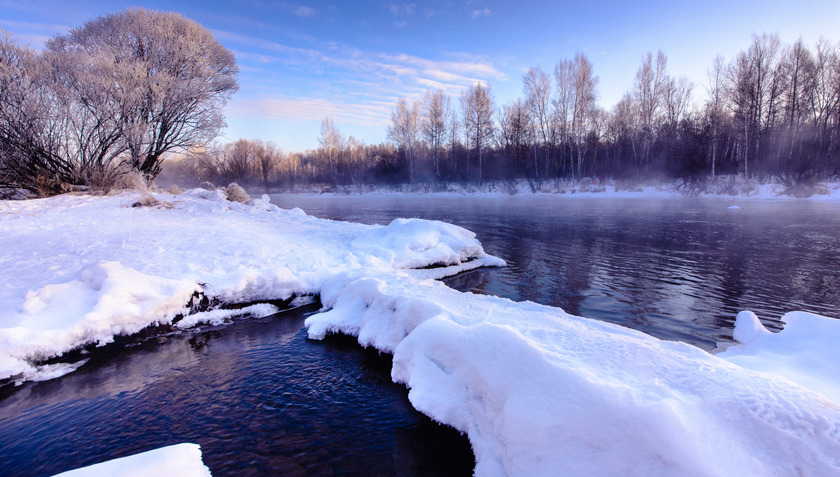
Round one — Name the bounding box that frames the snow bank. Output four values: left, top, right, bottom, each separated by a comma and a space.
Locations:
53, 443, 211, 477
0, 190, 500, 382
307, 273, 840, 476
719, 310, 840, 404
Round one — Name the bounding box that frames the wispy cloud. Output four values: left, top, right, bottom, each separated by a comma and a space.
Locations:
220, 30, 508, 129
0, 18, 71, 48
294, 5, 315, 17
229, 96, 392, 127
388, 2, 417, 16
471, 8, 492, 18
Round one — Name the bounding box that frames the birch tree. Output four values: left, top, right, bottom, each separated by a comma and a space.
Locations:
523, 67, 552, 179
421, 89, 451, 180
319, 117, 343, 185
461, 83, 495, 182
387, 97, 420, 183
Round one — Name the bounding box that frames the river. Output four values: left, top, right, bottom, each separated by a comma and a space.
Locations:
2, 194, 838, 475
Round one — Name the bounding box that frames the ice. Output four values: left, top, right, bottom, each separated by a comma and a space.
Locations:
52, 443, 211, 477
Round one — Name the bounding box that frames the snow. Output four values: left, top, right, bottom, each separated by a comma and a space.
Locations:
719, 310, 840, 404
307, 272, 840, 476
53, 443, 211, 477
3, 188, 840, 476
0, 189, 500, 382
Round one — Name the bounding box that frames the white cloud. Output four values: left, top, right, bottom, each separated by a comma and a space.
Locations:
471, 8, 492, 18
389, 2, 417, 16
220, 31, 509, 130
294, 5, 315, 17
229, 96, 392, 127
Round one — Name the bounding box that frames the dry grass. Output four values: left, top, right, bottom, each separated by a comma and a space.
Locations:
223, 183, 251, 203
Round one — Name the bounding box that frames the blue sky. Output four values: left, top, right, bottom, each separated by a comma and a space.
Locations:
3, 0, 840, 152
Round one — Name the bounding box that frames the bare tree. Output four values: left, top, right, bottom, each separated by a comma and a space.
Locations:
387, 97, 420, 183
705, 55, 728, 179
524, 67, 552, 179
498, 99, 532, 175
46, 7, 238, 178
461, 83, 495, 182
633, 50, 669, 170
254, 140, 282, 189
421, 89, 451, 181
729, 34, 782, 178
570, 53, 599, 177
319, 117, 344, 185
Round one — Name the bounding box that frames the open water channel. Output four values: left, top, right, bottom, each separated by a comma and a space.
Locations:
2, 194, 838, 475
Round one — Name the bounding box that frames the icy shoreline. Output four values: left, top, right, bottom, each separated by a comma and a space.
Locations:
0, 189, 501, 384
2, 189, 840, 475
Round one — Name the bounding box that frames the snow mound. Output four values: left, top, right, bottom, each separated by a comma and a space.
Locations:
0, 190, 502, 383
53, 443, 211, 477
719, 310, 840, 403
307, 272, 840, 476
352, 217, 505, 271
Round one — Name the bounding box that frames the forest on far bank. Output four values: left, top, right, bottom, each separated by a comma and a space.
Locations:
163, 33, 840, 196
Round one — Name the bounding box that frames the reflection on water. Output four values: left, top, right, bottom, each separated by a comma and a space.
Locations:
271, 194, 840, 350
0, 305, 473, 476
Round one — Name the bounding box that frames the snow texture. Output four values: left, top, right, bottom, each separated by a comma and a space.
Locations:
306, 272, 840, 476
53, 443, 211, 477
0, 190, 499, 382
719, 310, 840, 404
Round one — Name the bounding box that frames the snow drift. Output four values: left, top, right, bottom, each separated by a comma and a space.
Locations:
307, 272, 840, 476
0, 189, 500, 382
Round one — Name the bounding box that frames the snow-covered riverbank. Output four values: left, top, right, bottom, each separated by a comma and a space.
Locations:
2, 189, 839, 475
0, 189, 500, 383
262, 177, 840, 202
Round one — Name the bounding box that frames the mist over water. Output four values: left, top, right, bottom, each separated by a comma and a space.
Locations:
272, 195, 840, 350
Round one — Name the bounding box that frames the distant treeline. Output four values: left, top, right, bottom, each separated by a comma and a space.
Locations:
169, 33, 840, 193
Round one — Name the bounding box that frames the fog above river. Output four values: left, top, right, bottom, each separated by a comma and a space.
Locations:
272, 194, 840, 350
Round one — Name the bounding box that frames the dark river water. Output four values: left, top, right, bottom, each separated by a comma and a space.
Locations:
271, 194, 840, 350
2, 194, 839, 475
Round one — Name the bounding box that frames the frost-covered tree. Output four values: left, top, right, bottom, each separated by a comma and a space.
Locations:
461, 83, 495, 182
319, 117, 344, 185
523, 67, 552, 179
421, 89, 451, 180
387, 97, 420, 183
0, 9, 237, 196
0, 32, 73, 196
46, 7, 238, 178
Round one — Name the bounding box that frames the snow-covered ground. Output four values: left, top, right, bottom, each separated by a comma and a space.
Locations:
3, 188, 840, 475
53, 443, 210, 477
0, 189, 499, 383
